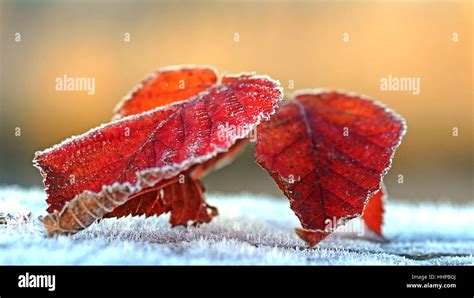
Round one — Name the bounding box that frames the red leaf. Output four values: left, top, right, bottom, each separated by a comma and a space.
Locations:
114, 67, 250, 179
105, 66, 219, 222
294, 228, 331, 247
190, 139, 248, 179
255, 90, 406, 246
362, 184, 386, 237
34, 73, 283, 236
105, 67, 250, 222
105, 173, 218, 226
293, 185, 386, 246
114, 66, 218, 119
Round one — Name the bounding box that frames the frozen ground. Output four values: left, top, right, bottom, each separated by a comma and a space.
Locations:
0, 186, 472, 265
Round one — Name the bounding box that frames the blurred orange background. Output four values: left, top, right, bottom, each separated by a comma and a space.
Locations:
0, 0, 472, 202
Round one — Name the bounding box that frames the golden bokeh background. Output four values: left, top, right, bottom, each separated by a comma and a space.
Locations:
1, 0, 472, 202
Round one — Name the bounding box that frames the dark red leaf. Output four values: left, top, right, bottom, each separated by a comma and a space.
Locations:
35, 73, 282, 236
297, 186, 386, 245
362, 184, 386, 237
104, 173, 218, 226
255, 90, 405, 246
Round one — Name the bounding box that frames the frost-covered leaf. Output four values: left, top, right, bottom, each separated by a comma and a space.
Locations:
106, 67, 254, 222
34, 73, 282, 236
255, 90, 406, 246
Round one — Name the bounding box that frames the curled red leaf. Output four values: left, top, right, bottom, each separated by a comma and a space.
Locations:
34, 71, 283, 236
106, 67, 252, 222
255, 90, 406, 246
106, 66, 241, 223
